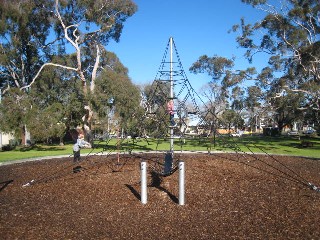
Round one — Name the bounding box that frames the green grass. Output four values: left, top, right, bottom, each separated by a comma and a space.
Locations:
1, 135, 320, 163
0, 144, 97, 163
218, 135, 320, 158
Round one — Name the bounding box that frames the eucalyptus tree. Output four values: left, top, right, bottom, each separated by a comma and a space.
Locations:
0, 56, 84, 144
190, 0, 319, 133
0, 88, 32, 143
233, 0, 320, 131
244, 86, 263, 131
0, 0, 137, 143
198, 82, 228, 139
189, 55, 257, 129
231, 86, 246, 113
27, 64, 84, 144
0, 0, 52, 143
0, 0, 53, 91
219, 109, 244, 132
140, 81, 171, 137
190, 55, 256, 97
93, 52, 142, 137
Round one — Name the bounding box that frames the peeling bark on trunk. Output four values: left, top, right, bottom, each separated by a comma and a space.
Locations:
21, 125, 30, 146
90, 44, 100, 93
82, 105, 94, 146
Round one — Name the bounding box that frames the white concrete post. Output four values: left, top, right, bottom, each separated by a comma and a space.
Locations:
179, 160, 185, 205
141, 161, 147, 204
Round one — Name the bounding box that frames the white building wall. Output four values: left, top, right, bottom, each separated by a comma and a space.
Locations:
0, 132, 14, 148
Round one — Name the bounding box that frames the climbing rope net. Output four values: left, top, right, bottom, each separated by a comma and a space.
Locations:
21, 37, 320, 193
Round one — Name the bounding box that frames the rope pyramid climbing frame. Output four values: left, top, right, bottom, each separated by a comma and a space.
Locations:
135, 37, 213, 177
22, 37, 319, 194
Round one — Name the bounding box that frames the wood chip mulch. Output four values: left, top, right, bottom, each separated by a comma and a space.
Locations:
0, 153, 319, 239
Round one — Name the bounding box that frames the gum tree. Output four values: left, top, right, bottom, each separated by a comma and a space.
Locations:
0, 0, 137, 143
233, 0, 320, 131
190, 0, 320, 133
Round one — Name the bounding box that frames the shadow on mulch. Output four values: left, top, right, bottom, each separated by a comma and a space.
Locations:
0, 179, 13, 192
125, 171, 179, 204
125, 184, 141, 201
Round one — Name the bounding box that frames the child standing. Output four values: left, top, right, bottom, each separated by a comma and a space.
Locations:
167, 100, 176, 126
73, 133, 90, 173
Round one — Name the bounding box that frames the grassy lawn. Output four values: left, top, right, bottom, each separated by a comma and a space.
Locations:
219, 135, 320, 158
1, 135, 319, 163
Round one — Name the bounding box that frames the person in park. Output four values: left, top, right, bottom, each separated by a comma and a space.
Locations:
167, 99, 176, 127
73, 133, 90, 173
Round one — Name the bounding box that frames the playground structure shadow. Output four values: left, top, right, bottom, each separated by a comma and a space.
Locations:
125, 171, 178, 204
0, 180, 13, 192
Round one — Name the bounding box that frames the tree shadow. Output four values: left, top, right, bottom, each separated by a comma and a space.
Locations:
94, 141, 154, 152
19, 145, 65, 152
0, 180, 13, 192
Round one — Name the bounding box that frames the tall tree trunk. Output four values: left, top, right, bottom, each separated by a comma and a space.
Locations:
21, 125, 30, 146
90, 44, 100, 93
82, 106, 94, 146
21, 127, 26, 145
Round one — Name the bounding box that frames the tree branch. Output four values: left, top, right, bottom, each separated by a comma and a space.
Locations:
55, 0, 87, 92
20, 62, 77, 91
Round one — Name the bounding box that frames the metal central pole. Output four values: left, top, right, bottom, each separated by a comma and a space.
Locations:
170, 37, 174, 153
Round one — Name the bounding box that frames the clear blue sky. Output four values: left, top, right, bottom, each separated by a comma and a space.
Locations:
108, 0, 267, 91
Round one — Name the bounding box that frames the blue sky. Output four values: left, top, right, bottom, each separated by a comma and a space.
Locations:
108, 0, 267, 92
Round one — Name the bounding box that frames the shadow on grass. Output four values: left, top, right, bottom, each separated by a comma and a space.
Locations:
18, 145, 67, 152
13, 135, 319, 156
94, 142, 154, 152
214, 136, 296, 153
93, 138, 160, 152
237, 135, 319, 154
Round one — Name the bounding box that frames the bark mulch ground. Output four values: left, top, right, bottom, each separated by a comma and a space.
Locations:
0, 153, 319, 239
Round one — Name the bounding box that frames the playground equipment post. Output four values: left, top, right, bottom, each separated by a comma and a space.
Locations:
141, 161, 147, 204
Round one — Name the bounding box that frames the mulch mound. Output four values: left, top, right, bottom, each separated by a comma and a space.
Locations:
0, 153, 319, 239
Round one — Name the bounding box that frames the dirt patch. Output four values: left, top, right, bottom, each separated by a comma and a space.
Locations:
0, 153, 319, 239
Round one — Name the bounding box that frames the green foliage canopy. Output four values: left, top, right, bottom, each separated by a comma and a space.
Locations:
190, 0, 320, 132
0, 0, 138, 143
